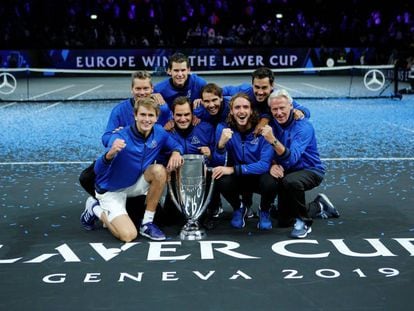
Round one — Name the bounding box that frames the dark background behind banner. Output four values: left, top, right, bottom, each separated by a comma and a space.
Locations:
0, 47, 381, 71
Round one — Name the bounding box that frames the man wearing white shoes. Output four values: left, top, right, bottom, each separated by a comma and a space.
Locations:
80, 96, 183, 242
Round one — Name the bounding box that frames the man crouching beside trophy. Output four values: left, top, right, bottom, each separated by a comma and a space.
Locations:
161, 96, 216, 240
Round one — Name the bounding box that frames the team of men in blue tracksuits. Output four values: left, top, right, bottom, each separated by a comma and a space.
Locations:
80, 52, 340, 242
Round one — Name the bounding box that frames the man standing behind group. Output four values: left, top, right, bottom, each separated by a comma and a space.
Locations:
261, 89, 339, 239
154, 52, 207, 109
222, 67, 310, 133
80, 96, 184, 242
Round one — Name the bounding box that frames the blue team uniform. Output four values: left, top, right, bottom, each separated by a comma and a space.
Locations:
213, 123, 274, 174
95, 124, 184, 193
154, 74, 207, 108
222, 83, 310, 119
102, 98, 172, 147
269, 112, 324, 176
193, 96, 231, 126
157, 121, 215, 165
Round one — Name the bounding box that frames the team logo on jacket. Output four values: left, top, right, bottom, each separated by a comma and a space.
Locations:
250, 137, 260, 145
191, 136, 201, 145
148, 140, 158, 148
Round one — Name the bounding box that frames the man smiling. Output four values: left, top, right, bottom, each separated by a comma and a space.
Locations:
80, 96, 184, 242
211, 93, 278, 230
261, 89, 339, 239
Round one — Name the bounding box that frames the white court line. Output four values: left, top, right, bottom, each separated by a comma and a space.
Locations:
29, 85, 76, 100
0, 158, 413, 166
384, 121, 414, 134
0, 85, 76, 109
67, 84, 104, 100
36, 102, 62, 112
34, 84, 105, 112
323, 157, 414, 161
300, 83, 343, 95
0, 102, 17, 108
277, 83, 308, 95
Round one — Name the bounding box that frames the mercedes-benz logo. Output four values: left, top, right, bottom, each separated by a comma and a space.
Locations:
0, 72, 17, 95
363, 69, 385, 91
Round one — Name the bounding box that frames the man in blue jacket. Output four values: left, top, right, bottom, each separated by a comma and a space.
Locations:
194, 83, 230, 126
79, 71, 171, 197
212, 93, 278, 230
261, 89, 339, 239
154, 52, 207, 110
158, 96, 216, 226
222, 67, 310, 134
80, 96, 184, 242
221, 67, 310, 218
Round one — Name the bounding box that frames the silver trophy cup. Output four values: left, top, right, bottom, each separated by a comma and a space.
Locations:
168, 154, 214, 240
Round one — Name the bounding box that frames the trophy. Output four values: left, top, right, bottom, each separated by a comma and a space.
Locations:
168, 154, 214, 240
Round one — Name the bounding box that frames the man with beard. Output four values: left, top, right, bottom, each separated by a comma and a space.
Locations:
158, 96, 216, 226
211, 93, 278, 230
221, 67, 310, 217
222, 67, 310, 134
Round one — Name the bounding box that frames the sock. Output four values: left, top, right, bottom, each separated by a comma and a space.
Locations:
93, 204, 104, 219
142, 210, 155, 224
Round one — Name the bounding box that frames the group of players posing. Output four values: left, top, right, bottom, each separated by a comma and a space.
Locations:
79, 52, 340, 242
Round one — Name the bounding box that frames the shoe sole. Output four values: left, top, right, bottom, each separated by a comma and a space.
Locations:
317, 193, 340, 218
257, 223, 272, 230
291, 226, 312, 238
139, 231, 166, 241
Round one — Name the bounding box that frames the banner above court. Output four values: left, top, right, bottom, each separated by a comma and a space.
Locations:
0, 48, 379, 71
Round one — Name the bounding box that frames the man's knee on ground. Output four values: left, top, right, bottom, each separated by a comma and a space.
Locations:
117, 227, 138, 242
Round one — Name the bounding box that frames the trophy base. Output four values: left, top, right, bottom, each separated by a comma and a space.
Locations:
179, 222, 207, 240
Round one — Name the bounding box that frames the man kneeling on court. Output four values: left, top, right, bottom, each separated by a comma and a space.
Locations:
261, 89, 339, 238
80, 96, 184, 242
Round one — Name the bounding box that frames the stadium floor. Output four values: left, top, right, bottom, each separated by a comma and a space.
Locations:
0, 80, 414, 309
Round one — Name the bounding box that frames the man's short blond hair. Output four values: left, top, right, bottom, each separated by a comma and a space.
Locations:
134, 95, 160, 116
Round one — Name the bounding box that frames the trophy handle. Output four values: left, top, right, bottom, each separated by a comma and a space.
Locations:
167, 170, 183, 213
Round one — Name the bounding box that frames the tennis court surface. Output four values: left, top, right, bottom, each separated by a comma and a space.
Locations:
0, 73, 413, 310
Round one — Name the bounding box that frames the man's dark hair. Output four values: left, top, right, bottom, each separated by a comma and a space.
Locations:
171, 96, 192, 114
251, 67, 274, 84
168, 52, 190, 70
201, 83, 223, 98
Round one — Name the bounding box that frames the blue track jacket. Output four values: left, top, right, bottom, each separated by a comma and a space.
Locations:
158, 121, 215, 165
222, 83, 310, 119
154, 74, 207, 108
193, 96, 231, 126
95, 124, 184, 192
101, 98, 172, 147
270, 113, 325, 176
213, 123, 273, 175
